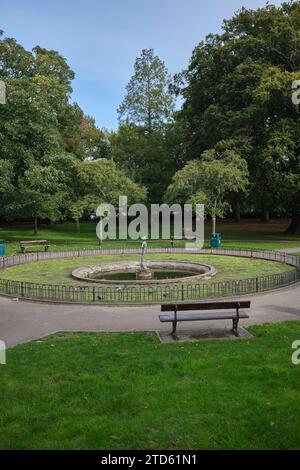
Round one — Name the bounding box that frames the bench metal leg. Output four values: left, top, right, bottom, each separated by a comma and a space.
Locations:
231, 318, 240, 337
231, 302, 241, 337
171, 306, 178, 340
171, 320, 178, 340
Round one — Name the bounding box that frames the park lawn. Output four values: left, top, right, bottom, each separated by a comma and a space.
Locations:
0, 321, 300, 450
1, 220, 300, 256
4, 240, 300, 257
0, 253, 294, 286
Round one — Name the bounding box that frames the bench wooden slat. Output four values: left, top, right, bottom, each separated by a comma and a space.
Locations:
161, 301, 251, 312
159, 311, 249, 322
20, 240, 48, 244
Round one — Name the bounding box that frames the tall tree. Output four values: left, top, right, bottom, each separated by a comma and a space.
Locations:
175, 2, 300, 230
0, 31, 75, 180
118, 48, 174, 132
0, 30, 137, 229
115, 49, 177, 202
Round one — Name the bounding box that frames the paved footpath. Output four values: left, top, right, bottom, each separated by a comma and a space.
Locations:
0, 281, 299, 347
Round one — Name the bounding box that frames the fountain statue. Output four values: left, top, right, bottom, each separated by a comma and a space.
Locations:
140, 237, 147, 269
136, 236, 152, 280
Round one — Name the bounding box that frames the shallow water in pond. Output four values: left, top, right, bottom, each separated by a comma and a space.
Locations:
89, 270, 200, 281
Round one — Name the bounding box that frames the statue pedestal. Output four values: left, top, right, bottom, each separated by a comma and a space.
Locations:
136, 266, 153, 280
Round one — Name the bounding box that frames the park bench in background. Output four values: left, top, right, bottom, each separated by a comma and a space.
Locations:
160, 300, 251, 339
20, 240, 50, 253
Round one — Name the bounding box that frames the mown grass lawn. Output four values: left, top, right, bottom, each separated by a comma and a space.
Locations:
1, 220, 300, 256
0, 253, 294, 286
1, 321, 300, 450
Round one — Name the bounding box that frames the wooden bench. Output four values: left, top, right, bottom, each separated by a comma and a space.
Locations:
20, 240, 50, 254
160, 300, 251, 339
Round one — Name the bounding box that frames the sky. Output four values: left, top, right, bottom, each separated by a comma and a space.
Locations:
1, 0, 283, 129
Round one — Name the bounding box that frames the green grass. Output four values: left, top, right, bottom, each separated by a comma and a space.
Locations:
1, 321, 300, 449
1, 219, 300, 256
0, 253, 293, 286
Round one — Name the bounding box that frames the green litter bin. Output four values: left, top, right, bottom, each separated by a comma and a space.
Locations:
210, 233, 221, 248
0, 240, 5, 256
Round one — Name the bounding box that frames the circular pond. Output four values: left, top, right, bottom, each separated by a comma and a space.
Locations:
71, 261, 216, 285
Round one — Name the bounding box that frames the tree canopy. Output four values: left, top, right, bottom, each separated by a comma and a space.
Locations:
0, 30, 145, 232
165, 143, 249, 232
2, 2, 300, 232
174, 1, 300, 230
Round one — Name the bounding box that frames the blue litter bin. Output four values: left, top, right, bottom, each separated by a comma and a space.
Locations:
210, 233, 221, 248
0, 240, 5, 256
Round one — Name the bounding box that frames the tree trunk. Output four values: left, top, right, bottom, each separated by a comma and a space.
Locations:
76, 218, 80, 233
33, 216, 38, 235
233, 202, 241, 223
287, 202, 300, 234
49, 220, 55, 228
260, 209, 270, 222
